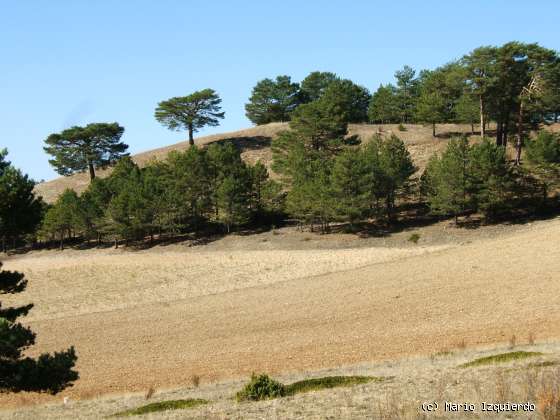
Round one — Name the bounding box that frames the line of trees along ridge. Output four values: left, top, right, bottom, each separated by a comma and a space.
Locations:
2, 40, 559, 252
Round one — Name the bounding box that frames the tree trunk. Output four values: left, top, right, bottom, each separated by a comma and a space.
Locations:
432, 122, 436, 137
2, 236, 6, 253
88, 162, 96, 181
97, 232, 101, 246
515, 103, 524, 165
479, 96, 485, 138
503, 119, 509, 148
496, 121, 503, 146
188, 124, 194, 146
114, 238, 118, 249
59, 234, 64, 251
471, 123, 475, 135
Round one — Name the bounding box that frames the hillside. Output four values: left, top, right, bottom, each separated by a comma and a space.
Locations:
34, 123, 481, 203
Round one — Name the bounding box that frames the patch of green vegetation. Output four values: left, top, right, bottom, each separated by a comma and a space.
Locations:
236, 374, 286, 402
112, 399, 208, 417
408, 233, 420, 244
235, 374, 387, 402
527, 360, 559, 369
285, 376, 384, 396
460, 351, 543, 368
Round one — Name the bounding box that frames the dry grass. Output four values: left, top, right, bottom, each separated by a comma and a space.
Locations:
4, 343, 560, 419
1, 216, 560, 410
190, 375, 200, 389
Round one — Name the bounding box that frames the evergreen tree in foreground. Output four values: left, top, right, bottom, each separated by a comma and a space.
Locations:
0, 263, 78, 393
0, 149, 43, 253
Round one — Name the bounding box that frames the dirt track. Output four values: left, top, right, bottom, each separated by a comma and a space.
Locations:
1, 218, 560, 407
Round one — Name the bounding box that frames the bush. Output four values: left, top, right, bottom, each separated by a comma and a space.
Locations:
526, 131, 560, 164
284, 376, 381, 396
408, 233, 420, 244
398, 123, 407, 131
236, 373, 286, 401
113, 399, 208, 416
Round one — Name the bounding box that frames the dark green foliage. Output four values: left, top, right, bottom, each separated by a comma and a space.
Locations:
0, 263, 78, 394
0, 151, 43, 252
469, 139, 514, 219
331, 148, 370, 225
455, 94, 480, 131
423, 137, 533, 221
155, 89, 225, 146
39, 143, 271, 246
235, 374, 286, 401
460, 351, 543, 368
44, 123, 127, 181
374, 135, 417, 220
299, 71, 338, 102
245, 76, 300, 125
113, 399, 208, 417
284, 376, 382, 396
423, 138, 471, 221
368, 84, 399, 123
415, 64, 465, 136
394, 65, 420, 123
235, 374, 383, 402
319, 79, 371, 123
526, 131, 560, 164
408, 233, 420, 244
40, 189, 84, 248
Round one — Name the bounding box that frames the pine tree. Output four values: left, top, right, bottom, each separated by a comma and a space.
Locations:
245, 76, 301, 125
0, 152, 43, 252
0, 263, 78, 393
44, 123, 128, 181
455, 94, 480, 133
368, 84, 399, 124
155, 89, 225, 146
376, 135, 416, 220
319, 79, 371, 123
216, 173, 251, 233
162, 148, 211, 232
40, 189, 84, 250
299, 71, 338, 102
424, 138, 472, 222
469, 138, 513, 219
394, 65, 419, 123
331, 148, 370, 226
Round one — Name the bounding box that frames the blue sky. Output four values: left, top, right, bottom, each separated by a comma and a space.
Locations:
1, 1, 558, 181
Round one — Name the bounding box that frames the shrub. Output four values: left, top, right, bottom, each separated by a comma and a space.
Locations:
113, 399, 208, 416
285, 376, 382, 396
398, 123, 407, 131
408, 233, 420, 244
460, 351, 543, 368
526, 131, 560, 164
236, 374, 286, 401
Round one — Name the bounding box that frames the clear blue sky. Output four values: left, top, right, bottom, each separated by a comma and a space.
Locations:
1, 1, 558, 181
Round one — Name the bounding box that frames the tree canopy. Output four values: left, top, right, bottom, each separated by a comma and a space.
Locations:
44, 122, 128, 181
155, 88, 225, 146
245, 75, 301, 125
